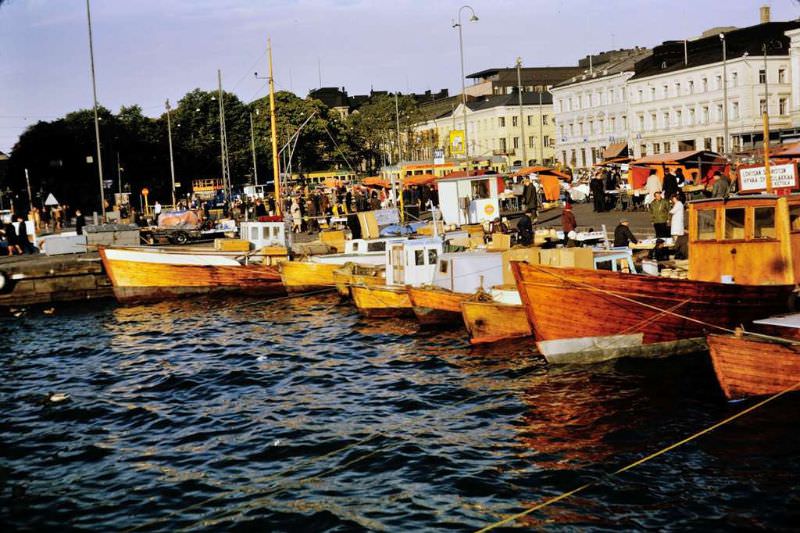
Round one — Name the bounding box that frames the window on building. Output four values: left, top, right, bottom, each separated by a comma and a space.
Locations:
620, 89, 626, 102
702, 106, 709, 124
702, 78, 708, 91
663, 85, 669, 98
732, 72, 738, 87
716, 104, 723, 122
704, 137, 712, 150
780, 97, 788, 115
599, 118, 605, 132
527, 115, 533, 126
513, 136, 519, 149
650, 113, 657, 130
663, 112, 670, 129
499, 138, 507, 151
653, 143, 661, 154
640, 144, 647, 156
724, 208, 746, 240
689, 108, 696, 125
754, 207, 777, 239
498, 116, 506, 127
663, 142, 671, 153
545, 135, 553, 147
759, 69, 766, 84
650, 87, 656, 100
732, 101, 739, 120
588, 120, 594, 133
715, 75, 722, 90
676, 110, 682, 126
569, 123, 574, 136
621, 114, 627, 127
779, 68, 786, 84
512, 116, 518, 127
611, 117, 617, 131
542, 114, 548, 125
579, 122, 584, 135
675, 82, 681, 95
560, 125, 565, 138
638, 89, 643, 102
716, 136, 724, 152
562, 150, 568, 164
638, 114, 645, 130
689, 80, 694, 94
760, 99, 767, 114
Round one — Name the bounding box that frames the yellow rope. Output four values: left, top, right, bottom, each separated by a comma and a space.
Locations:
476, 379, 800, 532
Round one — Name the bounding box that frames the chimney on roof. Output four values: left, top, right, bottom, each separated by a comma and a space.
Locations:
760, 4, 770, 23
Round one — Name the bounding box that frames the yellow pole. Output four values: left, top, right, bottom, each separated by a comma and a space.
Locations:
763, 110, 773, 194
399, 176, 405, 224
268, 38, 282, 216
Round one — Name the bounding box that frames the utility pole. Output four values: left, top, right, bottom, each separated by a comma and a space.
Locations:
116, 152, 122, 194
516, 57, 527, 165
267, 38, 281, 216
249, 111, 259, 186
165, 99, 177, 206
763, 42, 773, 193
539, 89, 544, 165
85, 0, 106, 219
720, 33, 729, 155
217, 69, 231, 202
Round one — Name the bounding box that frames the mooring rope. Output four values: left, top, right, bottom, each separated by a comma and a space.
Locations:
475, 379, 800, 532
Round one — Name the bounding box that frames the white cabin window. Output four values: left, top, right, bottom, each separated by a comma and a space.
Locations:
415, 250, 425, 266
439, 260, 448, 273
428, 249, 438, 265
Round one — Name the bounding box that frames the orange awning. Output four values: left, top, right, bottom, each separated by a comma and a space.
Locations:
402, 173, 438, 186
602, 142, 628, 160
513, 166, 571, 180
632, 150, 724, 165
362, 176, 390, 187
771, 142, 800, 158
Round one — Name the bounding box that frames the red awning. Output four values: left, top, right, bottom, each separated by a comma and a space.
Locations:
402, 173, 438, 186
362, 176, 390, 188
771, 142, 800, 158
513, 166, 571, 180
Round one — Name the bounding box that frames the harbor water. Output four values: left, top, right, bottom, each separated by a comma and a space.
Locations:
1, 293, 798, 531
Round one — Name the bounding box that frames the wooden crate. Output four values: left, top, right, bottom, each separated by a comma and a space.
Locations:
214, 238, 251, 252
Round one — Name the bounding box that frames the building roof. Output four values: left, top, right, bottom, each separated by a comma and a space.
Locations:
631, 21, 800, 80
466, 66, 583, 81
554, 48, 652, 88
465, 91, 553, 112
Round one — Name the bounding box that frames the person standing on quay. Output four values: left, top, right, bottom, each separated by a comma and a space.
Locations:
649, 191, 671, 238
613, 219, 638, 248
516, 210, 534, 246
590, 172, 605, 212
711, 172, 730, 198
561, 202, 576, 245
662, 169, 679, 200
669, 195, 685, 239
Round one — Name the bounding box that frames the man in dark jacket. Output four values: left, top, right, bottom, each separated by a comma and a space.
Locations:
613, 220, 638, 247
662, 170, 679, 199
590, 173, 605, 212
516, 210, 534, 245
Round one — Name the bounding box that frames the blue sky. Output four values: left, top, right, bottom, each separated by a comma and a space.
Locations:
1, 0, 799, 153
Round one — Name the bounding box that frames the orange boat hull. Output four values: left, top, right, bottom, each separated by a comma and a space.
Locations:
407, 287, 469, 327
512, 262, 794, 362
332, 270, 385, 299
461, 300, 532, 344
351, 285, 412, 318
99, 249, 285, 303
708, 334, 800, 400
279, 261, 340, 293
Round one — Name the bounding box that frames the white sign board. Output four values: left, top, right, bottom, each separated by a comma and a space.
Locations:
433, 149, 445, 165
739, 163, 797, 192
373, 208, 400, 226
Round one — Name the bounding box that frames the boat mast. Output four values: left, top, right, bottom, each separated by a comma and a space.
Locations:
268, 39, 282, 216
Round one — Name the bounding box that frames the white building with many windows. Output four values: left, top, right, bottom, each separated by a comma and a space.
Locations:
551, 48, 650, 167
627, 20, 799, 158
410, 92, 556, 167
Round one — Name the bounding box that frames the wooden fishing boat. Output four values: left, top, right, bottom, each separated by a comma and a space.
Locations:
408, 286, 470, 326
708, 333, 800, 400
351, 239, 442, 318
332, 263, 385, 298
350, 284, 413, 318
513, 194, 800, 364
407, 250, 505, 327
279, 260, 341, 293
99, 246, 285, 303
461, 285, 532, 344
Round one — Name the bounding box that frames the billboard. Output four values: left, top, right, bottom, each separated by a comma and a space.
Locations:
449, 130, 465, 155
738, 163, 798, 192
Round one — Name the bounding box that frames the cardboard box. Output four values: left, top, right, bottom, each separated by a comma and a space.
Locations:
487, 233, 511, 252
320, 230, 345, 253
214, 238, 251, 252
538, 248, 561, 267
502, 247, 541, 285
557, 248, 594, 269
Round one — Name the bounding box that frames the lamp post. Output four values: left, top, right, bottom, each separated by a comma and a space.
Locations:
453, 5, 478, 166
515, 57, 527, 165
720, 33, 729, 155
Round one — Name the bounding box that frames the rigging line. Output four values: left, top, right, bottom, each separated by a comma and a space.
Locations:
617, 297, 693, 336
476, 379, 800, 532
323, 123, 356, 176
231, 50, 268, 92
525, 263, 737, 335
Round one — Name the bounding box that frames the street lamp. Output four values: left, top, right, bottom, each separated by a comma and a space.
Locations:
453, 5, 478, 165
720, 33, 728, 155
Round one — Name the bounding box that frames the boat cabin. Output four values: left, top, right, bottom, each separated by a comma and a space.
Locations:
688, 194, 799, 285
437, 175, 503, 226
385, 238, 444, 286
240, 221, 287, 248
432, 251, 504, 293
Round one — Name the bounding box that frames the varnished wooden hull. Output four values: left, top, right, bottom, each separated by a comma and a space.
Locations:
350, 285, 412, 318
332, 267, 385, 299
279, 261, 340, 293
407, 287, 469, 327
99, 248, 285, 303
708, 334, 800, 400
461, 300, 532, 344
512, 262, 794, 364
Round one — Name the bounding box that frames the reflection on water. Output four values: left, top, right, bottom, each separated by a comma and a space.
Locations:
0, 294, 798, 531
